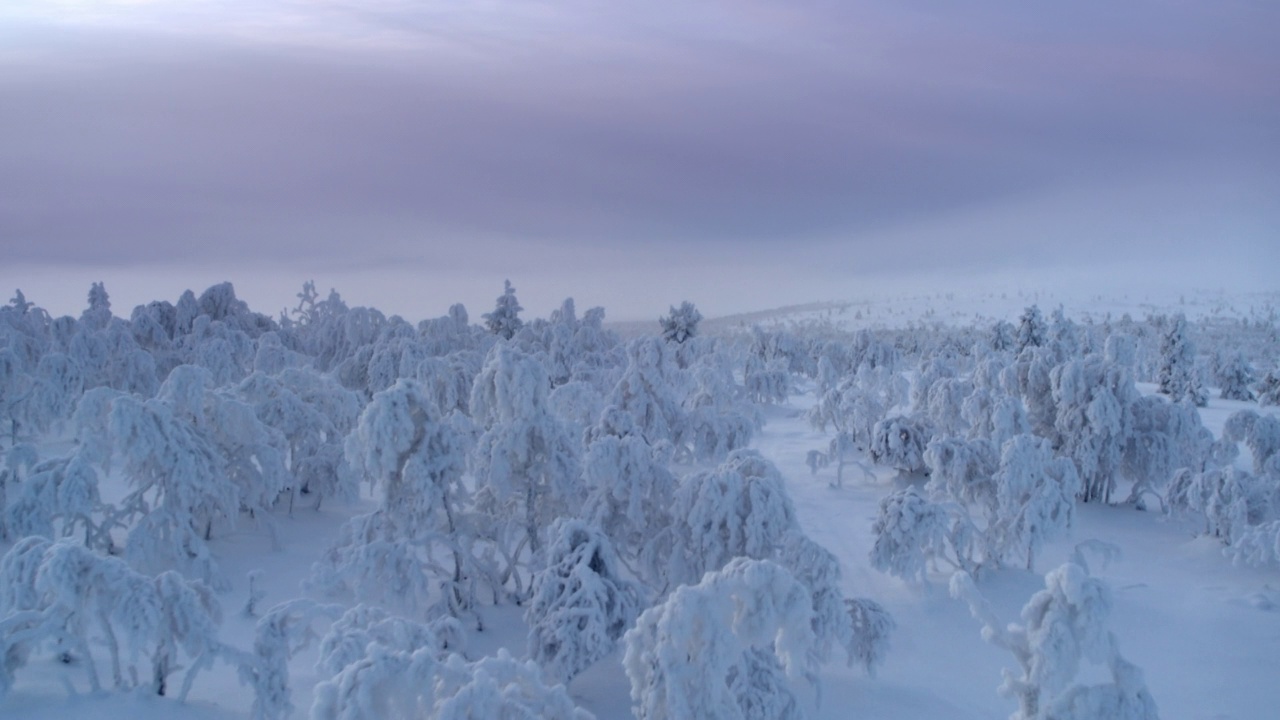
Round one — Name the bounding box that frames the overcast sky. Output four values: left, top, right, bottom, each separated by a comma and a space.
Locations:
1, 1, 1277, 321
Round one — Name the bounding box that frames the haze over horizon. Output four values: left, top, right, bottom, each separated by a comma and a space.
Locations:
2, 1, 1277, 322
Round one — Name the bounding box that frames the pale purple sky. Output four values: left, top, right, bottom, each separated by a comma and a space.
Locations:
2, 1, 1277, 321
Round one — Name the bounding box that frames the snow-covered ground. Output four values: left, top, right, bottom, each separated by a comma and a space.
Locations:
3, 290, 1279, 720
6, 382, 1277, 720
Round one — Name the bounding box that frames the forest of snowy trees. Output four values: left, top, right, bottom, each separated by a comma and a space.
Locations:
1, 281, 1278, 719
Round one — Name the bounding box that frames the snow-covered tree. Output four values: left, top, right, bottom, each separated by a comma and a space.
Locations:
659, 300, 703, 345
869, 489, 951, 582
950, 563, 1159, 720
1016, 305, 1047, 352
992, 435, 1081, 571
0, 539, 223, 700
313, 646, 592, 720
1227, 519, 1280, 568
1257, 367, 1280, 407
684, 361, 761, 463
80, 281, 114, 332
868, 415, 933, 476
470, 345, 580, 593
605, 337, 687, 450
1222, 410, 1280, 476
1213, 350, 1256, 401
926, 376, 974, 438
238, 367, 362, 510
925, 436, 999, 516
623, 558, 817, 720
779, 531, 894, 677
483, 279, 524, 340
669, 450, 798, 586
312, 378, 478, 620
108, 393, 236, 587
1165, 466, 1271, 544
526, 520, 641, 685
236, 599, 342, 720
3, 451, 108, 550
991, 320, 1017, 352
1050, 355, 1133, 504
582, 407, 679, 588
1002, 346, 1059, 438
1123, 396, 1213, 506
1157, 313, 1206, 406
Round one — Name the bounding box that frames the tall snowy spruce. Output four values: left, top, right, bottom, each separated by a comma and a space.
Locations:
1156, 314, 1206, 407
1016, 305, 1047, 352
1212, 351, 1256, 401
482, 279, 524, 340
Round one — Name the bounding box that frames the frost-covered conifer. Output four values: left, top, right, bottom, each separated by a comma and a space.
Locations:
1257, 367, 1280, 407
1016, 305, 1046, 352
525, 520, 640, 684
1046, 306, 1081, 362
950, 564, 1158, 720
80, 282, 113, 332
991, 320, 1017, 352
659, 300, 702, 345
623, 558, 816, 720
1213, 350, 1256, 401
1157, 313, 1206, 406
482, 279, 524, 340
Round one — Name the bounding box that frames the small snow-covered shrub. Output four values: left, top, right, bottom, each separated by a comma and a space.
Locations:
869, 489, 950, 582
868, 415, 933, 476
950, 563, 1159, 720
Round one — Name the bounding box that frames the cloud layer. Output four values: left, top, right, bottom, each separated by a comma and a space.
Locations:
2, 1, 1277, 318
